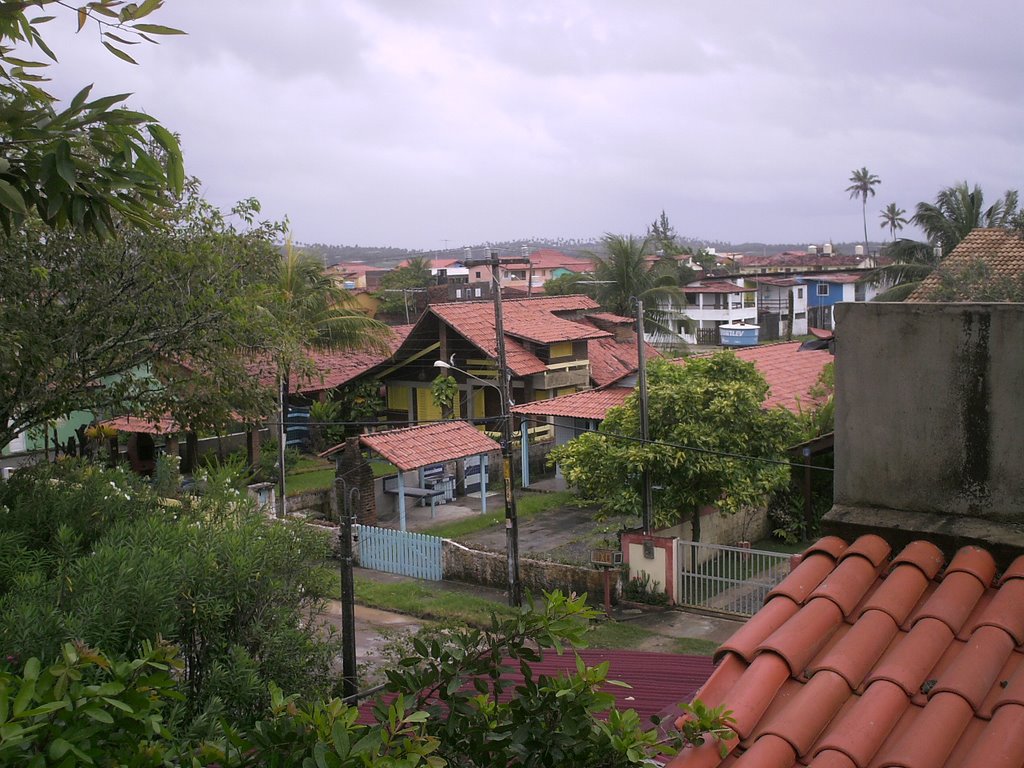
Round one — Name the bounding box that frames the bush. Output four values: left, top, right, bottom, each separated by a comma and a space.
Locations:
622, 572, 670, 606
0, 461, 337, 723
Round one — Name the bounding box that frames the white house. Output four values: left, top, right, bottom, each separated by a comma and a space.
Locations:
753, 277, 809, 339
658, 279, 758, 346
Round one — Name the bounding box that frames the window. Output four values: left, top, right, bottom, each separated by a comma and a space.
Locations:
475, 271, 482, 279
474, 287, 482, 297
744, 293, 755, 308
549, 341, 573, 359
797, 288, 804, 299
455, 289, 463, 298
795, 312, 806, 319
816, 284, 829, 296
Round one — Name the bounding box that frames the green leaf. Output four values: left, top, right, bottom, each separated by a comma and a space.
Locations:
131, 23, 186, 35
0, 180, 28, 215
81, 707, 114, 724
12, 679, 35, 717
0, 684, 8, 723
55, 141, 75, 187
101, 41, 138, 65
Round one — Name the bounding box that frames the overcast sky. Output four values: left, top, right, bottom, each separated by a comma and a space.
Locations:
40, 1, 1024, 250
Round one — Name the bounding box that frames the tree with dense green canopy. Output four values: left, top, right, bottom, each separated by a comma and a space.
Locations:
846, 167, 880, 256
0, 186, 284, 452
0, 1, 185, 237
551, 354, 798, 541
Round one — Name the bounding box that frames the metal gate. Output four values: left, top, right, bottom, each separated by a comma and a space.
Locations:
356, 524, 443, 581
677, 540, 792, 617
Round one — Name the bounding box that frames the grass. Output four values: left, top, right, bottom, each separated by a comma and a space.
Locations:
420, 490, 578, 539
585, 619, 655, 649
752, 537, 813, 555
673, 637, 719, 656
345, 574, 516, 628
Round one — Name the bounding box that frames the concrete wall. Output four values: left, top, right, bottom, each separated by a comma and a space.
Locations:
827, 303, 1024, 563
621, 532, 675, 602
442, 540, 613, 605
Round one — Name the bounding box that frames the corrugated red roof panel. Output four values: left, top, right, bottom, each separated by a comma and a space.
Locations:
666, 536, 1024, 768
513, 386, 633, 420
356, 421, 500, 471
358, 649, 714, 727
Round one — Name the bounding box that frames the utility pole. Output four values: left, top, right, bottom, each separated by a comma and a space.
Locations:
336, 478, 358, 698
277, 372, 288, 518
464, 250, 530, 607
635, 298, 653, 535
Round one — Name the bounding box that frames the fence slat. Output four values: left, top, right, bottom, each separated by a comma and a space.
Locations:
356, 524, 444, 581
676, 540, 792, 617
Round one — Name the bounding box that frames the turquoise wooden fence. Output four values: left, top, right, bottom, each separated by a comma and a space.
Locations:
356, 524, 443, 581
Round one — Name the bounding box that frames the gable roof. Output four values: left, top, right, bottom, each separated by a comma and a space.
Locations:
524, 248, 593, 272
347, 421, 501, 471
668, 535, 1024, 768
512, 386, 633, 420
424, 296, 611, 376
908, 227, 1024, 301
801, 272, 865, 284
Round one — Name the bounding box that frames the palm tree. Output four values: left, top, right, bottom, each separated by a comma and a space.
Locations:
879, 203, 908, 241
588, 233, 688, 345
846, 167, 881, 255
870, 182, 1020, 300
912, 182, 1019, 257
270, 238, 389, 514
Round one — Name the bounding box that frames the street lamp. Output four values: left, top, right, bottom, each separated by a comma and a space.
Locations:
433, 357, 522, 607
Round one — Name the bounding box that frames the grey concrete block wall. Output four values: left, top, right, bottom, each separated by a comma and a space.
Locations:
831, 302, 1024, 525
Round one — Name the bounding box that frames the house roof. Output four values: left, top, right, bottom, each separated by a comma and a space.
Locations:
588, 332, 660, 387
667, 535, 1024, 768
524, 248, 593, 272
908, 227, 1024, 301
740, 252, 870, 269
249, 325, 412, 395
802, 272, 866, 284
586, 311, 635, 325
753, 276, 801, 287
358, 649, 714, 727
684, 281, 757, 294
99, 414, 181, 435
353, 420, 500, 471
512, 386, 633, 420
425, 296, 610, 376
692, 342, 831, 414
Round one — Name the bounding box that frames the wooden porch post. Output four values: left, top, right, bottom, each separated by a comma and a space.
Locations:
480, 454, 487, 515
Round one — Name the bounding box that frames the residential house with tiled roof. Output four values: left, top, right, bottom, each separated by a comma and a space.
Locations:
367, 296, 651, 435
667, 280, 759, 346
733, 245, 880, 276
907, 227, 1024, 302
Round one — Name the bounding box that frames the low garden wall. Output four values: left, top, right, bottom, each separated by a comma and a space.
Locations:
442, 540, 616, 605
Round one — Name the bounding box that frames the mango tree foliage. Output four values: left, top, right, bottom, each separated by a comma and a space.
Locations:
0, 1, 185, 236
551, 354, 798, 538
0, 188, 283, 451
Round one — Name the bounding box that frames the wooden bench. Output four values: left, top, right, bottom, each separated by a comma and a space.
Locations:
383, 478, 446, 514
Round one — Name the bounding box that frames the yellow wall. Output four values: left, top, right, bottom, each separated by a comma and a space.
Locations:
387, 384, 410, 411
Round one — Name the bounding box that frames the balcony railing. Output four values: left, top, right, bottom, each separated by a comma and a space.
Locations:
532, 360, 590, 391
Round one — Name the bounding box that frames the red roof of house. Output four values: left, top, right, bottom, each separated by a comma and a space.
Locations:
358, 649, 714, 727
740, 252, 870, 269
804, 272, 866, 284
426, 296, 610, 376
512, 386, 633, 420
753, 276, 801, 287
909, 227, 1024, 301
667, 535, 1024, 768
525, 248, 593, 272
249, 326, 412, 395
723, 342, 831, 413
588, 332, 660, 387
587, 312, 634, 325
353, 421, 500, 471
100, 414, 181, 435
684, 281, 757, 294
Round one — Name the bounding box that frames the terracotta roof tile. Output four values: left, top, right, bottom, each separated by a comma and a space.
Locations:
690, 342, 833, 414
511, 386, 632, 420
353, 421, 500, 471
908, 227, 1024, 301
667, 537, 1024, 768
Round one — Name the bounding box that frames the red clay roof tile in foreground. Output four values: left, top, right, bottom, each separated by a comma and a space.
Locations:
354, 421, 500, 471
666, 538, 1024, 768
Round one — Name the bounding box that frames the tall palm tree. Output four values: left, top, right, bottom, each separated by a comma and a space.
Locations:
879, 203, 908, 242
588, 233, 688, 344
270, 238, 389, 514
912, 182, 1019, 257
846, 167, 881, 255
